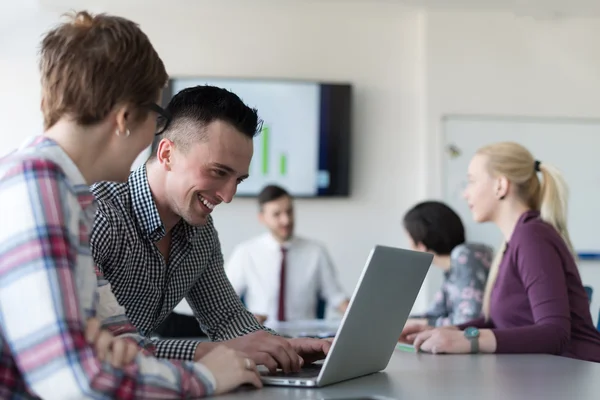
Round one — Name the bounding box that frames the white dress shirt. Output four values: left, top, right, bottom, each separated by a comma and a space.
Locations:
225, 233, 348, 322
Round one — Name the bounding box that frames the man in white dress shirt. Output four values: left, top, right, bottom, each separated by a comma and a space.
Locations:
226, 185, 349, 323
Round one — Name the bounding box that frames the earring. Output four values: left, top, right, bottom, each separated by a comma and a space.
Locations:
115, 129, 130, 137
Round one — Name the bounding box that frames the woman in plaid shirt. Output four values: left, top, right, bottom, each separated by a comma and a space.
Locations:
0, 10, 260, 399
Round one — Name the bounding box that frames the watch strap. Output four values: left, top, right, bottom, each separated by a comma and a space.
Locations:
469, 336, 479, 353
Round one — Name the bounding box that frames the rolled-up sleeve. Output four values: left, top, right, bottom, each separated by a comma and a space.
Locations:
492, 230, 571, 355
186, 227, 277, 342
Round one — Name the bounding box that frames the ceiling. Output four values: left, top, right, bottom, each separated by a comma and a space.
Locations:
17, 0, 600, 18
394, 0, 600, 16
314, 0, 600, 17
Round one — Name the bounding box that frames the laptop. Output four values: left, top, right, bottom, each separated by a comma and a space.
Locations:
260, 245, 432, 387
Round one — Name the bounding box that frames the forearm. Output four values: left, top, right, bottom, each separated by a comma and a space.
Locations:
20, 347, 215, 399
89, 353, 216, 398
491, 324, 570, 355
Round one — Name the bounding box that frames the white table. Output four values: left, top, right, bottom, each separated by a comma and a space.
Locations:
215, 350, 600, 399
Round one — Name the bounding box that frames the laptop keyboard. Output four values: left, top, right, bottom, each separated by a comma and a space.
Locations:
262, 363, 322, 378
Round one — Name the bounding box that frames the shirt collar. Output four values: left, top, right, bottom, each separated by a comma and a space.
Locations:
128, 164, 201, 243
19, 136, 96, 213
178, 218, 202, 242
129, 164, 166, 242
11, 136, 98, 231
262, 232, 295, 251
21, 136, 87, 187
506, 209, 540, 250
519, 209, 540, 224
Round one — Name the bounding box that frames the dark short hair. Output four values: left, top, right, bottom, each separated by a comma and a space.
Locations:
258, 184, 291, 209
403, 201, 465, 255
150, 85, 262, 157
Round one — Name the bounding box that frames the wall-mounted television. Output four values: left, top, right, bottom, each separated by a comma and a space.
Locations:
155, 77, 352, 198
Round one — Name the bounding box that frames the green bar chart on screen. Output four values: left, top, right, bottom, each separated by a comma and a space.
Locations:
261, 125, 269, 175
280, 154, 287, 175
258, 124, 287, 177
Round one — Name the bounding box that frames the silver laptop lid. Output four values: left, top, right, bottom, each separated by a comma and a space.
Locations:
317, 245, 432, 386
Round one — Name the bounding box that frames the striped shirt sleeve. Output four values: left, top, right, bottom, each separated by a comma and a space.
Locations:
185, 230, 277, 342
0, 159, 216, 399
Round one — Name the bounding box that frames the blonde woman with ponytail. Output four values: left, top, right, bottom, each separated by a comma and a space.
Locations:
408, 142, 600, 362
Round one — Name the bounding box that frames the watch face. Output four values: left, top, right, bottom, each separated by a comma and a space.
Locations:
464, 327, 480, 338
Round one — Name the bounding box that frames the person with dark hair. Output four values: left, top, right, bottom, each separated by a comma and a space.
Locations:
226, 184, 349, 323
402, 201, 493, 330
90, 85, 331, 376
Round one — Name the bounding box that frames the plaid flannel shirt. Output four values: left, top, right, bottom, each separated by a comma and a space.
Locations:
0, 137, 216, 399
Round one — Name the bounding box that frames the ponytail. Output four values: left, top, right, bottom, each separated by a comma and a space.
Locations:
538, 163, 575, 256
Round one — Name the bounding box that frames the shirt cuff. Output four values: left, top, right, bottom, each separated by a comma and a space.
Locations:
194, 362, 217, 394
155, 338, 200, 361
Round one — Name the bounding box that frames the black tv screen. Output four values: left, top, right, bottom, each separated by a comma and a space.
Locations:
156, 77, 352, 198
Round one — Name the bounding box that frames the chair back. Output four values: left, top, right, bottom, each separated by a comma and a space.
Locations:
584, 285, 593, 304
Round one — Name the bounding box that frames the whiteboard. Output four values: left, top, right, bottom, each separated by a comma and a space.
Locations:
443, 115, 600, 255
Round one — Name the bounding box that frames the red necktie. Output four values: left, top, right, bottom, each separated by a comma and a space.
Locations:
277, 247, 287, 321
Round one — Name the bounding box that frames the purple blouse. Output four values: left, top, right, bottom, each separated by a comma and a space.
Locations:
459, 210, 600, 362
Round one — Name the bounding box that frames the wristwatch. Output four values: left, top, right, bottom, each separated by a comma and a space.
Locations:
464, 327, 480, 353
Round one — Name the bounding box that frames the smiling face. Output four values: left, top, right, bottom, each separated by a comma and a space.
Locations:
463, 153, 501, 223
162, 120, 253, 226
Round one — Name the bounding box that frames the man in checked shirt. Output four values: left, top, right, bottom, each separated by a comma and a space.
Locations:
90, 85, 331, 374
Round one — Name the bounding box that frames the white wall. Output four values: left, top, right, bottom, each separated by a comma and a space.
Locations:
424, 10, 600, 324
0, 9, 58, 155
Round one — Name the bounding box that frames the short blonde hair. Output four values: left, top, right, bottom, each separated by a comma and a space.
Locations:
40, 11, 168, 129
478, 142, 575, 319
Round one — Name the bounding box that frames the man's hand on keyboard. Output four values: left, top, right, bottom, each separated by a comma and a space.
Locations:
287, 337, 332, 366
196, 331, 302, 374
